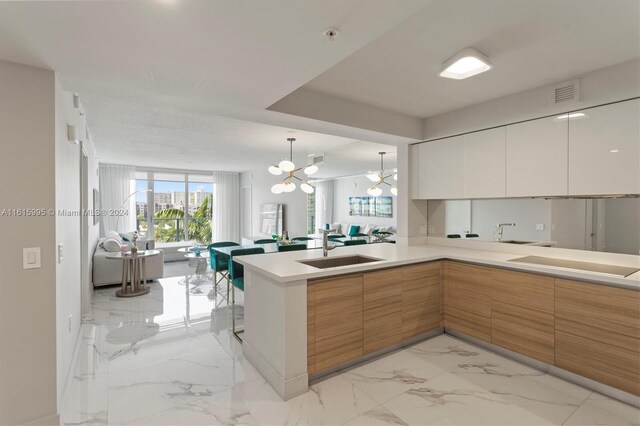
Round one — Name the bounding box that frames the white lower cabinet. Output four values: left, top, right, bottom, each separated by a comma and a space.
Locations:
506, 116, 568, 197
568, 99, 640, 195
463, 127, 506, 198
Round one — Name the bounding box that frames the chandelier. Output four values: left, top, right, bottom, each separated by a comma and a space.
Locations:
269, 138, 318, 194
366, 152, 397, 196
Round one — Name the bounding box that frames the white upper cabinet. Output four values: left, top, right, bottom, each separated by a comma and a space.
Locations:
417, 136, 464, 199
409, 144, 419, 199
568, 99, 640, 195
463, 127, 506, 198
506, 116, 568, 197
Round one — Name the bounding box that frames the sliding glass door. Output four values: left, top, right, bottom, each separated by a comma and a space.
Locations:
134, 170, 214, 244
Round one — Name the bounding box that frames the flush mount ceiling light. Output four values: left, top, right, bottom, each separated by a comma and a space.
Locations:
269, 138, 318, 194
440, 48, 492, 80
367, 152, 397, 197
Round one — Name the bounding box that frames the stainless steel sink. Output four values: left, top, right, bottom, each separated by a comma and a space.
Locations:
298, 255, 382, 269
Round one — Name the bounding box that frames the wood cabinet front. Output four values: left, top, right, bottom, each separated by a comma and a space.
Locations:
491, 269, 555, 364
402, 262, 442, 340
555, 279, 640, 396
311, 274, 364, 373
363, 268, 403, 354
445, 262, 492, 342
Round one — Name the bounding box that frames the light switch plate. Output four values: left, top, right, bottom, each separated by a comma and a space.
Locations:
428, 224, 435, 234
23, 247, 41, 269
58, 244, 64, 264
536, 224, 545, 231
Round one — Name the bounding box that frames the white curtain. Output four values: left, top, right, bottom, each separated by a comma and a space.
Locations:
213, 171, 240, 243
99, 164, 135, 236
315, 180, 334, 233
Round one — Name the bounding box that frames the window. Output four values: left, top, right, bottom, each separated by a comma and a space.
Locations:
134, 170, 214, 245
307, 192, 316, 235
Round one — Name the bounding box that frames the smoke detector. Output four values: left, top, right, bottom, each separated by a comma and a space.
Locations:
323, 28, 339, 42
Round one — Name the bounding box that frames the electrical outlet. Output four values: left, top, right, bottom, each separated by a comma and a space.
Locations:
428, 224, 435, 234
420, 224, 427, 234
58, 244, 64, 263
536, 224, 545, 231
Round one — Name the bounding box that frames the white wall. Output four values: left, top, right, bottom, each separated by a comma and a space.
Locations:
470, 199, 552, 241
423, 59, 640, 140
55, 81, 99, 408
240, 168, 310, 239
332, 175, 397, 229
0, 60, 58, 425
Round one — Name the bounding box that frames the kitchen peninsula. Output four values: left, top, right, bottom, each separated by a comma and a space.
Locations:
237, 241, 640, 406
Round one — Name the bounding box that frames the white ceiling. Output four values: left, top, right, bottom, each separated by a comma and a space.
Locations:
303, 0, 640, 118
0, 0, 637, 174
0, 0, 424, 175
83, 94, 396, 177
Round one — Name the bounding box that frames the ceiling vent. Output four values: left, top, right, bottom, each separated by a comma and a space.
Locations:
552, 79, 580, 105
309, 153, 324, 165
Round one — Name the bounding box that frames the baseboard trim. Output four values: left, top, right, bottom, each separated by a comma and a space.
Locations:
445, 328, 640, 408
24, 412, 60, 425
309, 327, 444, 384
243, 340, 309, 400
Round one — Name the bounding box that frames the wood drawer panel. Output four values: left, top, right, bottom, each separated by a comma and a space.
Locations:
556, 279, 640, 344
491, 269, 555, 364
313, 274, 363, 372
307, 283, 316, 375
445, 263, 492, 318
492, 270, 554, 314
363, 269, 402, 354
402, 278, 441, 340
556, 330, 640, 396
445, 305, 492, 342
403, 261, 442, 281
492, 308, 554, 365
315, 330, 364, 373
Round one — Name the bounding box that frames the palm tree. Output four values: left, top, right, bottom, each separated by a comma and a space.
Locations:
154, 195, 212, 244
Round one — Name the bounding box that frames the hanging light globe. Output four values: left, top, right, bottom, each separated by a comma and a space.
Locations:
283, 181, 296, 192
300, 182, 314, 194
271, 183, 285, 194
367, 186, 383, 197
303, 164, 318, 175
390, 187, 398, 196
268, 165, 283, 175
278, 159, 295, 172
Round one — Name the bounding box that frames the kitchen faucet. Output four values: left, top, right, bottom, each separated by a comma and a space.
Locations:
495, 223, 516, 241
322, 229, 336, 257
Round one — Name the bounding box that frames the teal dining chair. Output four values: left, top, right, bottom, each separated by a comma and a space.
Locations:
228, 247, 265, 340
254, 239, 277, 244
277, 244, 307, 252
208, 242, 240, 291
343, 239, 367, 246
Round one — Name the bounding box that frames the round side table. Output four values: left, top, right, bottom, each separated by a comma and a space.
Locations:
106, 250, 161, 297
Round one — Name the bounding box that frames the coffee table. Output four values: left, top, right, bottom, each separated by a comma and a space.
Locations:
106, 250, 161, 297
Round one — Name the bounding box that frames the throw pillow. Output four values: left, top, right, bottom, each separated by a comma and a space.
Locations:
348, 224, 360, 237
102, 237, 122, 253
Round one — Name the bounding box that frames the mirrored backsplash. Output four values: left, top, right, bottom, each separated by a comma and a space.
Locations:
427, 198, 640, 255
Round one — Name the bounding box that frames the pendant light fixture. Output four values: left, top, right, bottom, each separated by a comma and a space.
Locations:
367, 152, 397, 196
269, 137, 318, 194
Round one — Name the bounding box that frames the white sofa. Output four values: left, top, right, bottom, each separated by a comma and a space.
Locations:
92, 234, 164, 287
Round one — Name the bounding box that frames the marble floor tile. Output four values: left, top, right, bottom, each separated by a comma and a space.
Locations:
563, 393, 640, 426
384, 368, 591, 426
61, 270, 640, 426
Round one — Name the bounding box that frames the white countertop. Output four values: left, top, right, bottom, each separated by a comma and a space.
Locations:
236, 242, 640, 290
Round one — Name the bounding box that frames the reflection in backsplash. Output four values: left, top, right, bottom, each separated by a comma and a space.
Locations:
427, 198, 640, 255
